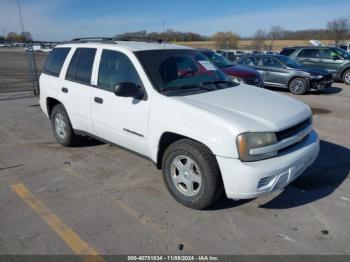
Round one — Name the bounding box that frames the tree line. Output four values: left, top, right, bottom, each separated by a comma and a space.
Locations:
117, 17, 350, 50
0, 31, 33, 43
1, 17, 349, 50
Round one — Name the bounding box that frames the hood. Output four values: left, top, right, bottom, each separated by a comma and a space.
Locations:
292, 66, 330, 75
175, 85, 311, 133
221, 65, 260, 78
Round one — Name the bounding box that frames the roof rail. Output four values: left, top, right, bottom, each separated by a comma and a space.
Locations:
70, 37, 114, 43
67, 36, 165, 44
113, 36, 164, 44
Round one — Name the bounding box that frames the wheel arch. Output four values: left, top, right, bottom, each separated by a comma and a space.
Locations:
288, 76, 310, 90
156, 132, 216, 170
340, 67, 350, 81
46, 97, 63, 118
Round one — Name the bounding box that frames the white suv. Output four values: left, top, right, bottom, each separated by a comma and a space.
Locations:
39, 37, 320, 209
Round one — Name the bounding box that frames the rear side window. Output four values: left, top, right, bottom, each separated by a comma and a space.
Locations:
280, 48, 295, 56
43, 48, 70, 77
262, 57, 283, 68
240, 57, 259, 67
297, 49, 319, 58
65, 48, 96, 85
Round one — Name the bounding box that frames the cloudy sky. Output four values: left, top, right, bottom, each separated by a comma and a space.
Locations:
1, 0, 349, 41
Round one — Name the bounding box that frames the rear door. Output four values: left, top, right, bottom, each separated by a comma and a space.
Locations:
90, 48, 150, 155
240, 56, 267, 80
57, 47, 96, 133
296, 48, 320, 68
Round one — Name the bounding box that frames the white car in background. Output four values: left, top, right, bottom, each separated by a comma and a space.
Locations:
39, 37, 320, 209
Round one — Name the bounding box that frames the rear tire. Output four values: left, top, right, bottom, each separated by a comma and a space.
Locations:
342, 69, 350, 85
50, 104, 81, 147
289, 77, 308, 95
162, 139, 223, 210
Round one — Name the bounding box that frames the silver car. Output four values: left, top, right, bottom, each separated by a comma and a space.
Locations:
237, 54, 333, 95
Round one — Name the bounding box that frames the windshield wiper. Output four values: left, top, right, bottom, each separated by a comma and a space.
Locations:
199, 80, 235, 86
158, 84, 215, 93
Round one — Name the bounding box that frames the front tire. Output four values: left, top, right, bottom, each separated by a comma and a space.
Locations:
162, 139, 223, 209
342, 69, 350, 85
50, 104, 81, 147
289, 77, 308, 95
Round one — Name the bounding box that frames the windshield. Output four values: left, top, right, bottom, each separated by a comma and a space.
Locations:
331, 47, 350, 58
135, 49, 236, 93
277, 56, 302, 68
202, 51, 235, 68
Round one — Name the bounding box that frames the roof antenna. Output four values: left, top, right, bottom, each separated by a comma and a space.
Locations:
17, 0, 39, 95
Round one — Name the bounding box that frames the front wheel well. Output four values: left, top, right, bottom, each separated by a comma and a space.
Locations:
288, 76, 309, 89
341, 67, 350, 78
156, 132, 187, 169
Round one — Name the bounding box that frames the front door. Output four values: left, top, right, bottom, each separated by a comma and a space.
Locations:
261, 57, 289, 87
91, 49, 150, 155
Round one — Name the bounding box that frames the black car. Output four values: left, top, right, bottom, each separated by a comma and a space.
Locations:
236, 54, 333, 95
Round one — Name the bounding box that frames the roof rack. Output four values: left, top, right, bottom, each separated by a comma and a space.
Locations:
67, 36, 165, 44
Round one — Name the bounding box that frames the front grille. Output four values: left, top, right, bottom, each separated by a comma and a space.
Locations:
243, 76, 259, 86
276, 117, 312, 142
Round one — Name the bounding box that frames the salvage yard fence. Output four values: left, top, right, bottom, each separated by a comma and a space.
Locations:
0, 47, 41, 96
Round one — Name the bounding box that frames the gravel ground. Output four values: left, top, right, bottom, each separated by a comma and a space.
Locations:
0, 50, 349, 256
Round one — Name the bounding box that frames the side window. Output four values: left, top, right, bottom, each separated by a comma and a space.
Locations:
318, 48, 333, 58
262, 57, 283, 68
98, 50, 142, 92
280, 48, 295, 56
65, 49, 79, 81
297, 49, 319, 58
43, 48, 70, 77
65, 48, 96, 85
242, 57, 259, 67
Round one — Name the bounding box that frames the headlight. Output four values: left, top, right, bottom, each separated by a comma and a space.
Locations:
236, 132, 277, 161
308, 74, 323, 79
229, 75, 242, 83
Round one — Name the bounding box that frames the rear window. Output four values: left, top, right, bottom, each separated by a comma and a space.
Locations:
280, 48, 296, 56
65, 48, 96, 85
43, 48, 70, 77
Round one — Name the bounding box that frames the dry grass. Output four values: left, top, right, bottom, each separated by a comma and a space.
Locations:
174, 39, 344, 51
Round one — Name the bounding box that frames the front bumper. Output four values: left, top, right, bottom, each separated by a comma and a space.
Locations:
310, 78, 333, 90
217, 130, 320, 199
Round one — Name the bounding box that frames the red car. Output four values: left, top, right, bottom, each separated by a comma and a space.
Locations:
199, 49, 263, 87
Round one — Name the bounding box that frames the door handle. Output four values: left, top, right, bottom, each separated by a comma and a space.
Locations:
94, 97, 103, 104
61, 87, 68, 93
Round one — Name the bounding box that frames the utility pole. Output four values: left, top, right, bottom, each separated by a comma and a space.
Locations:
3, 29, 6, 45
16, 0, 39, 95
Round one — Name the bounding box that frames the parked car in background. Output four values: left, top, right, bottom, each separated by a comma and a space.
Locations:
216, 50, 246, 61
237, 54, 333, 95
280, 46, 350, 85
336, 42, 350, 53
264, 51, 280, 55
39, 38, 319, 209
199, 49, 263, 87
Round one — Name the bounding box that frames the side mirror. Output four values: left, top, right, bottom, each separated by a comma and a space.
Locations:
114, 82, 144, 100
333, 55, 341, 60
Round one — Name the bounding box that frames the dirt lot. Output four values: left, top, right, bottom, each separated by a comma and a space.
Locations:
0, 50, 350, 256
